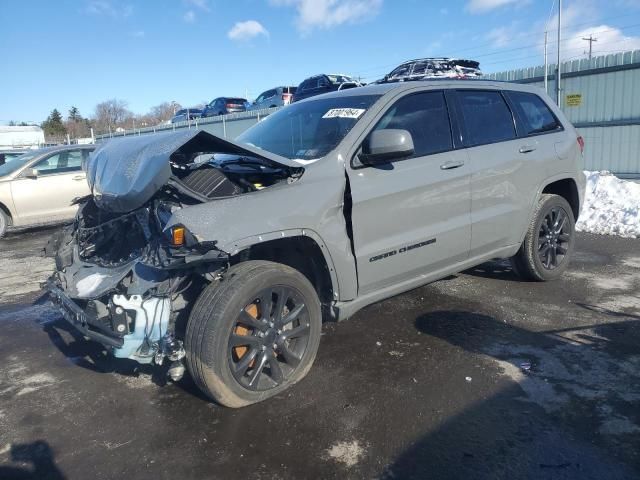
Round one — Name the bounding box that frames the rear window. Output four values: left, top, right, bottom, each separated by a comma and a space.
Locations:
284, 86, 297, 94
508, 91, 562, 135
226, 98, 247, 105
327, 75, 354, 84
458, 90, 516, 146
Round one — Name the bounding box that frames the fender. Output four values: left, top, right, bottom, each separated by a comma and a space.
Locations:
518, 171, 585, 245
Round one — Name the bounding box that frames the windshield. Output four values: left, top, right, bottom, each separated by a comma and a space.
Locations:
0, 150, 40, 177
237, 94, 380, 160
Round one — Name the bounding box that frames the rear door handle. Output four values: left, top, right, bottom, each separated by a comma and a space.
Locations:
519, 145, 536, 153
440, 160, 465, 170
73, 175, 86, 181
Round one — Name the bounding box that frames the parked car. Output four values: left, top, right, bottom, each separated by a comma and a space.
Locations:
170, 108, 203, 123
378, 58, 482, 83
248, 86, 298, 110
201, 97, 248, 117
292, 74, 363, 102
46, 81, 584, 408
0, 144, 95, 237
0, 149, 32, 166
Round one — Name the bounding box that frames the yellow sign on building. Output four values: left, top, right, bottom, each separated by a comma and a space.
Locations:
566, 94, 582, 107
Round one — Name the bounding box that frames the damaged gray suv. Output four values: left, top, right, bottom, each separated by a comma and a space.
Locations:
46, 80, 585, 407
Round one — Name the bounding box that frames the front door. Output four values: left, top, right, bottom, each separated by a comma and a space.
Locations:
347, 91, 471, 295
11, 149, 90, 225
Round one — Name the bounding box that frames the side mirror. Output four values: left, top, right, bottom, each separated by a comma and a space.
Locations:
22, 168, 38, 179
359, 129, 414, 165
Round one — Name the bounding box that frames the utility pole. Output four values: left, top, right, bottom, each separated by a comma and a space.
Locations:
582, 34, 597, 59
556, 0, 562, 105
544, 30, 549, 94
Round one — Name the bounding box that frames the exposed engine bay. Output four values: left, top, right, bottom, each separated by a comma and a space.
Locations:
45, 130, 304, 376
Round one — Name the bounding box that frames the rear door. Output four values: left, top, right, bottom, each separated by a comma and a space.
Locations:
347, 90, 471, 295
454, 89, 554, 256
11, 149, 91, 224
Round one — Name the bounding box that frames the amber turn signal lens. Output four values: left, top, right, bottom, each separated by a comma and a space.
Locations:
172, 226, 185, 246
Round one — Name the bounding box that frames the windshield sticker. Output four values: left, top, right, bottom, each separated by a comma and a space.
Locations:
322, 108, 366, 119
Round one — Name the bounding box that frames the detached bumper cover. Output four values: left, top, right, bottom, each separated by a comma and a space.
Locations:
45, 280, 124, 348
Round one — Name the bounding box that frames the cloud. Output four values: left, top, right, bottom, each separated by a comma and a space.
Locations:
466, 0, 526, 14
184, 0, 210, 11
270, 0, 383, 34
227, 20, 270, 42
561, 25, 640, 59
85, 1, 132, 18
183, 10, 196, 22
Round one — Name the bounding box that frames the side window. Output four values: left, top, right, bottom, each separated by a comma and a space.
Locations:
255, 93, 265, 103
34, 151, 83, 175
368, 91, 453, 159
508, 91, 562, 135
264, 89, 276, 99
299, 80, 311, 92
457, 90, 516, 146
317, 77, 329, 88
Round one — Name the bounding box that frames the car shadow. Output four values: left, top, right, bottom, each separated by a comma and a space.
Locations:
40, 311, 211, 403
0, 440, 66, 480
380, 310, 640, 479
463, 259, 525, 282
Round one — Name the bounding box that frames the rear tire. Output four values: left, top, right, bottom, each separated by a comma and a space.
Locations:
510, 194, 575, 281
0, 210, 8, 238
185, 260, 322, 407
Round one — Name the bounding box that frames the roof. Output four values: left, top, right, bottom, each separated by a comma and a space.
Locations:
295, 79, 538, 103
0, 125, 43, 133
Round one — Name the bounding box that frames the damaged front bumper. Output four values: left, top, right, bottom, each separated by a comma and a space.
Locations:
45, 279, 174, 364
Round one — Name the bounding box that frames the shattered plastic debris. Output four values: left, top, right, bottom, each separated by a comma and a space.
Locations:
376, 341, 382, 347
465, 376, 472, 382
520, 362, 532, 373
576, 171, 640, 238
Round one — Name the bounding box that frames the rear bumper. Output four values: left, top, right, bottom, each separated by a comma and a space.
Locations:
45, 280, 124, 348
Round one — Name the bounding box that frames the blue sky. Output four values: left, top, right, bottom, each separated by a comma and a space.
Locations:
1, 0, 640, 123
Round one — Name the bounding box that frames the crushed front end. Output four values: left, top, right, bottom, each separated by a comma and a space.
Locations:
44, 129, 302, 378
46, 195, 227, 373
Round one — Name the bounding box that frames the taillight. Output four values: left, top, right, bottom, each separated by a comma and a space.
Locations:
282, 93, 292, 105
577, 136, 584, 154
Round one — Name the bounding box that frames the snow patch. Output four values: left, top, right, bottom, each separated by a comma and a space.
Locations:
576, 171, 640, 238
326, 440, 365, 467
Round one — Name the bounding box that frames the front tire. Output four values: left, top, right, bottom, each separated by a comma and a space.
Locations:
510, 194, 576, 281
185, 260, 322, 407
0, 210, 8, 238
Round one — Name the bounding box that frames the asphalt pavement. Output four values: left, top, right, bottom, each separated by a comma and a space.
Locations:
0, 227, 639, 479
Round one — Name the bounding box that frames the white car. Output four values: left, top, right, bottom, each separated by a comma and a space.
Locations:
0, 144, 95, 237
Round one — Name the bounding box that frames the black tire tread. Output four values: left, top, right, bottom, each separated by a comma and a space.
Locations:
185, 260, 321, 408
510, 193, 575, 282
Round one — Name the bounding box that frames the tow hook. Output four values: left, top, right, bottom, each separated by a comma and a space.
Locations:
155, 333, 186, 382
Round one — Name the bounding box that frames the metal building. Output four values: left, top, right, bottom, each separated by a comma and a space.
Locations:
488, 49, 640, 176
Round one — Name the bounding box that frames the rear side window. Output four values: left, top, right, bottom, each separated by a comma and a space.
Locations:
371, 91, 453, 158
457, 90, 516, 146
508, 91, 562, 135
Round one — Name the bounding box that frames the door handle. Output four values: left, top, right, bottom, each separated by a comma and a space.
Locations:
73, 175, 86, 181
519, 145, 536, 153
440, 160, 465, 170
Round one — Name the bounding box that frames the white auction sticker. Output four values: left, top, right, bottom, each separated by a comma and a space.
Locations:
322, 108, 366, 119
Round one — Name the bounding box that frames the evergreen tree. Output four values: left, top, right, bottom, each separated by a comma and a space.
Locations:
42, 109, 67, 138
68, 106, 81, 122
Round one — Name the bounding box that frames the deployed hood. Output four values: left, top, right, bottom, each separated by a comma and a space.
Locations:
85, 129, 303, 213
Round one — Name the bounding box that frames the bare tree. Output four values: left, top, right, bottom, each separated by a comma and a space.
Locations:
93, 99, 132, 134
147, 102, 181, 125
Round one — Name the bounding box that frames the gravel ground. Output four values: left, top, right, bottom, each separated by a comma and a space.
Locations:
0, 227, 639, 480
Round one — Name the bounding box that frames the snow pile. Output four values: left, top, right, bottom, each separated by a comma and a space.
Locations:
576, 171, 640, 238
